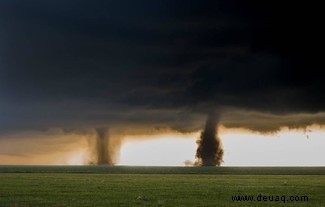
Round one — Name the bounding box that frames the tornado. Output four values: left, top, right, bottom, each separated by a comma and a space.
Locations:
195, 112, 224, 166
95, 128, 110, 164
87, 128, 120, 165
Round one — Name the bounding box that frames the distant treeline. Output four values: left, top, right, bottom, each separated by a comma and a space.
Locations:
0, 166, 324, 175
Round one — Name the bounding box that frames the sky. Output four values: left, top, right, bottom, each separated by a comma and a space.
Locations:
0, 1, 324, 166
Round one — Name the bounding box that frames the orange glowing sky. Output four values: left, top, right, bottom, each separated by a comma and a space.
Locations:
0, 126, 324, 166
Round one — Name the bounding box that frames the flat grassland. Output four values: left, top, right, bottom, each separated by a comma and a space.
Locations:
0, 166, 324, 207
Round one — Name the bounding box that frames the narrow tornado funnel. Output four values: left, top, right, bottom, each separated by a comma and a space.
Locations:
88, 128, 121, 165
95, 128, 110, 165
195, 112, 224, 166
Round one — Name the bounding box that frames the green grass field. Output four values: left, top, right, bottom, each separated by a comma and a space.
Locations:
0, 166, 324, 207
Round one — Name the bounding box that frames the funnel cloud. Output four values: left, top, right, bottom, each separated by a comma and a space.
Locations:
196, 112, 224, 166
87, 128, 120, 165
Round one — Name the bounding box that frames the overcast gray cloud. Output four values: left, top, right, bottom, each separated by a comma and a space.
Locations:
0, 0, 324, 136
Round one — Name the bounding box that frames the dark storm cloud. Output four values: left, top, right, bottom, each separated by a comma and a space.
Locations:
0, 0, 324, 134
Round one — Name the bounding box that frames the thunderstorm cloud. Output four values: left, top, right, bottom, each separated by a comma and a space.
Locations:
0, 0, 324, 137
